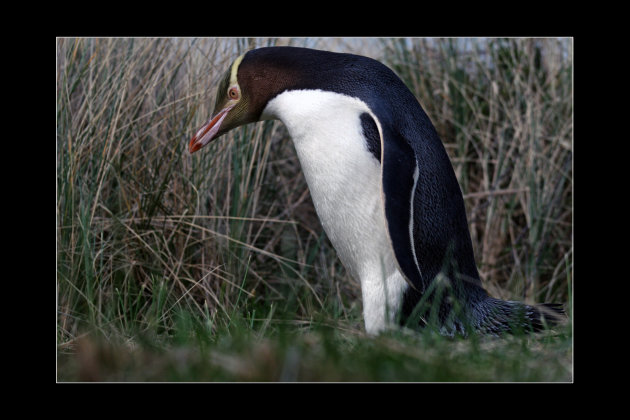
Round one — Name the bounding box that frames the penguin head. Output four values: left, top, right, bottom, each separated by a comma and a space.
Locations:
189, 48, 300, 153
190, 46, 368, 153
190, 53, 249, 153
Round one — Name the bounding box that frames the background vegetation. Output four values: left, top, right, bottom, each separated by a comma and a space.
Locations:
56, 37, 573, 382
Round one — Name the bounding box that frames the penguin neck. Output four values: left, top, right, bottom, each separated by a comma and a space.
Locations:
261, 89, 381, 184
261, 89, 376, 140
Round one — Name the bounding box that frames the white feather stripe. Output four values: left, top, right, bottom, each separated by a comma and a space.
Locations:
409, 165, 422, 280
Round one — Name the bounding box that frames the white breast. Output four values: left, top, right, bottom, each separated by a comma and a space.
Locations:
262, 90, 408, 333
262, 90, 384, 277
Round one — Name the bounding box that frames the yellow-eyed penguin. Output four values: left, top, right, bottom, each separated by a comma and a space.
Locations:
189, 46, 564, 336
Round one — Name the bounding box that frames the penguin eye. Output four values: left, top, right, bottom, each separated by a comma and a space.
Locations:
228, 87, 239, 100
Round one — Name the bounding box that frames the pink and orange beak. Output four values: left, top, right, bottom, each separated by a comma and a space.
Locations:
189, 105, 235, 154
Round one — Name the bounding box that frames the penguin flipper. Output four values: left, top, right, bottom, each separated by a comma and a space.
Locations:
379, 125, 425, 292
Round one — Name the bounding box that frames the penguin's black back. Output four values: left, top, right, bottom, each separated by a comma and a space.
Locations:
244, 47, 486, 317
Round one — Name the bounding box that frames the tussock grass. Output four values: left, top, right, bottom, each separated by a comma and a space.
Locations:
57, 37, 346, 343
57, 37, 572, 381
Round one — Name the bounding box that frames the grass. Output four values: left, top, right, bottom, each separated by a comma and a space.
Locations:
56, 37, 573, 382
57, 314, 572, 382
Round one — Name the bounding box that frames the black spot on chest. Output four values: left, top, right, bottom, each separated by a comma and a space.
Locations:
360, 113, 381, 163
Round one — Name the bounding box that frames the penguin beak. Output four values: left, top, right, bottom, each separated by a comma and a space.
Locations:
189, 104, 235, 154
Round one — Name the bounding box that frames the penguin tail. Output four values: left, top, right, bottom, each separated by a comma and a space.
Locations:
472, 298, 566, 336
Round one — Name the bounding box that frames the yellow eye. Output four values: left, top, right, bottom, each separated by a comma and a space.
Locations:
228, 87, 239, 100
